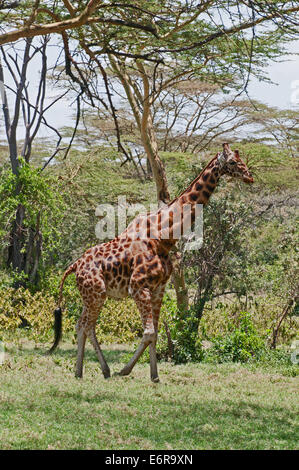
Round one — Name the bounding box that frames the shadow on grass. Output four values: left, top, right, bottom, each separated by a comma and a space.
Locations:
10, 342, 131, 364
52, 388, 297, 449
49, 347, 130, 364
8, 387, 297, 450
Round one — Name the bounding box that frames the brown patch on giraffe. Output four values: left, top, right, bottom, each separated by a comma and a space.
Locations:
205, 183, 215, 192
189, 193, 198, 201
136, 255, 143, 265
150, 261, 158, 270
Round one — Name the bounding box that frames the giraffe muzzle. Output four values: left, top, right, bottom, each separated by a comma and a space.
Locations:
243, 174, 254, 184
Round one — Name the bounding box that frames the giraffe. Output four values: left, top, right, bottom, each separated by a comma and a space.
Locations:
48, 143, 253, 382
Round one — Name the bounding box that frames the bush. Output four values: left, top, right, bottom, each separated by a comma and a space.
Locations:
0, 276, 143, 345
0, 160, 65, 269
205, 311, 266, 363
0, 287, 57, 343
157, 294, 204, 364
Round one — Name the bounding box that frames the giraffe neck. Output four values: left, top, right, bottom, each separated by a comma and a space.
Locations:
176, 155, 222, 206
157, 155, 223, 252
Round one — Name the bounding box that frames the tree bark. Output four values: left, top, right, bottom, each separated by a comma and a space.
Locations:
109, 56, 170, 206
136, 60, 170, 206
195, 275, 214, 321
271, 290, 298, 349
171, 251, 189, 313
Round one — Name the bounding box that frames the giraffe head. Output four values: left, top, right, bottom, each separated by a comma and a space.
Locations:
217, 143, 254, 184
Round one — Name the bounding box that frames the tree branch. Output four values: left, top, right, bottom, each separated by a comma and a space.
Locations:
0, 8, 158, 46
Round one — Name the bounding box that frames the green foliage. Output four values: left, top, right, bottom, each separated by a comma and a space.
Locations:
0, 272, 142, 345
183, 193, 255, 323
200, 295, 298, 349
0, 287, 57, 342
0, 159, 65, 268
157, 294, 203, 364
205, 312, 266, 363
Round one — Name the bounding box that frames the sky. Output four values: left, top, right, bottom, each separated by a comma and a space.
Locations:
248, 40, 299, 109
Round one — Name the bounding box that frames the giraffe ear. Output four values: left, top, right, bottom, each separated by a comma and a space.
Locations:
234, 149, 240, 158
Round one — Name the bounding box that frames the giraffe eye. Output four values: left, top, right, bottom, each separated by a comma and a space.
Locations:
230, 161, 237, 166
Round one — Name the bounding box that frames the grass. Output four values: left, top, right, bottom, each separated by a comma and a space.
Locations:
0, 339, 298, 450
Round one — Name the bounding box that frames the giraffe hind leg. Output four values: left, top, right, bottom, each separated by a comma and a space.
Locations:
75, 318, 87, 379
76, 282, 110, 379
88, 326, 110, 379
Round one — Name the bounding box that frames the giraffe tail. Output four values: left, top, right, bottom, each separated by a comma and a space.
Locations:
47, 263, 77, 355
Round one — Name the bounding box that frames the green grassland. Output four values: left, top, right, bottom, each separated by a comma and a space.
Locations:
0, 339, 298, 450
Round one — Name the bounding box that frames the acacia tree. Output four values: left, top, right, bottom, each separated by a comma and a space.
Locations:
243, 103, 299, 157
1, 1, 298, 201
152, 81, 257, 153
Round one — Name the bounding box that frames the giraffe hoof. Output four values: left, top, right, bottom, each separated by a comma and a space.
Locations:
112, 371, 127, 378
103, 371, 111, 379
115, 368, 131, 377
151, 376, 160, 383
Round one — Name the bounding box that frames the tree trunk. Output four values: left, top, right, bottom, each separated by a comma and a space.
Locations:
195, 275, 214, 321
0, 54, 19, 174
271, 291, 298, 349
109, 56, 188, 311
171, 251, 189, 313
7, 203, 26, 273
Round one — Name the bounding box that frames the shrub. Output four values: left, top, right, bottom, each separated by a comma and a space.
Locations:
0, 279, 143, 345
205, 311, 266, 363
157, 294, 204, 364
0, 160, 65, 267
0, 287, 57, 343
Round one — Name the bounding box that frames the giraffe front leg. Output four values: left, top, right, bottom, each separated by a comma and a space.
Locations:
118, 286, 157, 379
118, 331, 156, 377
149, 339, 159, 383
148, 283, 167, 383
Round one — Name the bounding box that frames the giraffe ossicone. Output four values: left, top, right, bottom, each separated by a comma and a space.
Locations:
48, 143, 254, 382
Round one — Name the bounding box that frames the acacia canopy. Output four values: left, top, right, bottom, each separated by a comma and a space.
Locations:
0, 1, 298, 54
